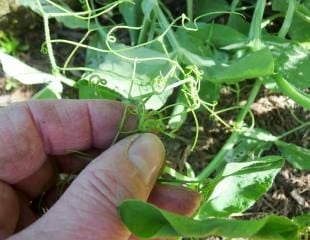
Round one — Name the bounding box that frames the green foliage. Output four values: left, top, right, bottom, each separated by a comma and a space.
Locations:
120, 200, 300, 240
206, 48, 274, 84
276, 141, 310, 170
0, 32, 28, 55
199, 156, 284, 218
16, 0, 310, 239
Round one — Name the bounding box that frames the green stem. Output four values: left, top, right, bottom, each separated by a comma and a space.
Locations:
138, 16, 151, 44
278, 0, 296, 38
43, 15, 59, 74
153, 3, 180, 50
277, 122, 310, 139
228, 0, 240, 25
187, 0, 193, 21
248, 0, 266, 49
275, 75, 310, 109
198, 80, 262, 180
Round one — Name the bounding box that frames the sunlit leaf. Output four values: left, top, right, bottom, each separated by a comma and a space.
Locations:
276, 140, 310, 170
199, 156, 283, 218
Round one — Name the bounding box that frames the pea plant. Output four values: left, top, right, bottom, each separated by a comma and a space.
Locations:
18, 0, 310, 239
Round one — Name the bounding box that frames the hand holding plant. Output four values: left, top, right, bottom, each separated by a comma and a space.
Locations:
0, 100, 199, 240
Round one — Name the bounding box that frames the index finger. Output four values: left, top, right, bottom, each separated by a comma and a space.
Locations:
0, 100, 136, 183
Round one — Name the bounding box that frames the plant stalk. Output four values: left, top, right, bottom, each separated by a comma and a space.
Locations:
248, 0, 266, 49
198, 80, 262, 180
153, 3, 180, 50
278, 0, 296, 38
138, 16, 151, 44
187, 0, 193, 21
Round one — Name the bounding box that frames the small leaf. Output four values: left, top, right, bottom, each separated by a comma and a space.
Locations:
32, 81, 62, 99
199, 156, 284, 218
119, 200, 299, 240
276, 141, 310, 170
78, 79, 121, 100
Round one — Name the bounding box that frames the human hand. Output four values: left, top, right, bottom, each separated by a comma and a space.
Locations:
0, 100, 200, 240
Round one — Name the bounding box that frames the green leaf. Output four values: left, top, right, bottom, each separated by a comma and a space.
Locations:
176, 23, 247, 56
289, 5, 310, 42
194, 0, 229, 22
119, 0, 143, 44
199, 156, 284, 218
56, 16, 91, 29
199, 79, 221, 103
292, 213, 310, 229
206, 48, 274, 84
242, 128, 278, 143
120, 200, 299, 239
265, 39, 310, 90
275, 141, 310, 170
77, 79, 121, 100
272, 0, 310, 42
85, 44, 178, 110
227, 15, 251, 35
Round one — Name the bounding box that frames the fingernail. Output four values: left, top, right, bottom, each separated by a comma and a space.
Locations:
128, 134, 165, 185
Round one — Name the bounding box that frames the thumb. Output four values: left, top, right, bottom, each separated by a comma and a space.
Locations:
11, 133, 165, 240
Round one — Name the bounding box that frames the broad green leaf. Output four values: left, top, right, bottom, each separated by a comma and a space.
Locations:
119, 0, 143, 44
120, 200, 299, 240
77, 79, 121, 100
205, 48, 274, 84
227, 15, 251, 35
194, 0, 229, 22
289, 5, 310, 42
292, 213, 310, 229
85, 44, 178, 110
265, 39, 310, 90
276, 141, 310, 170
199, 156, 284, 218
